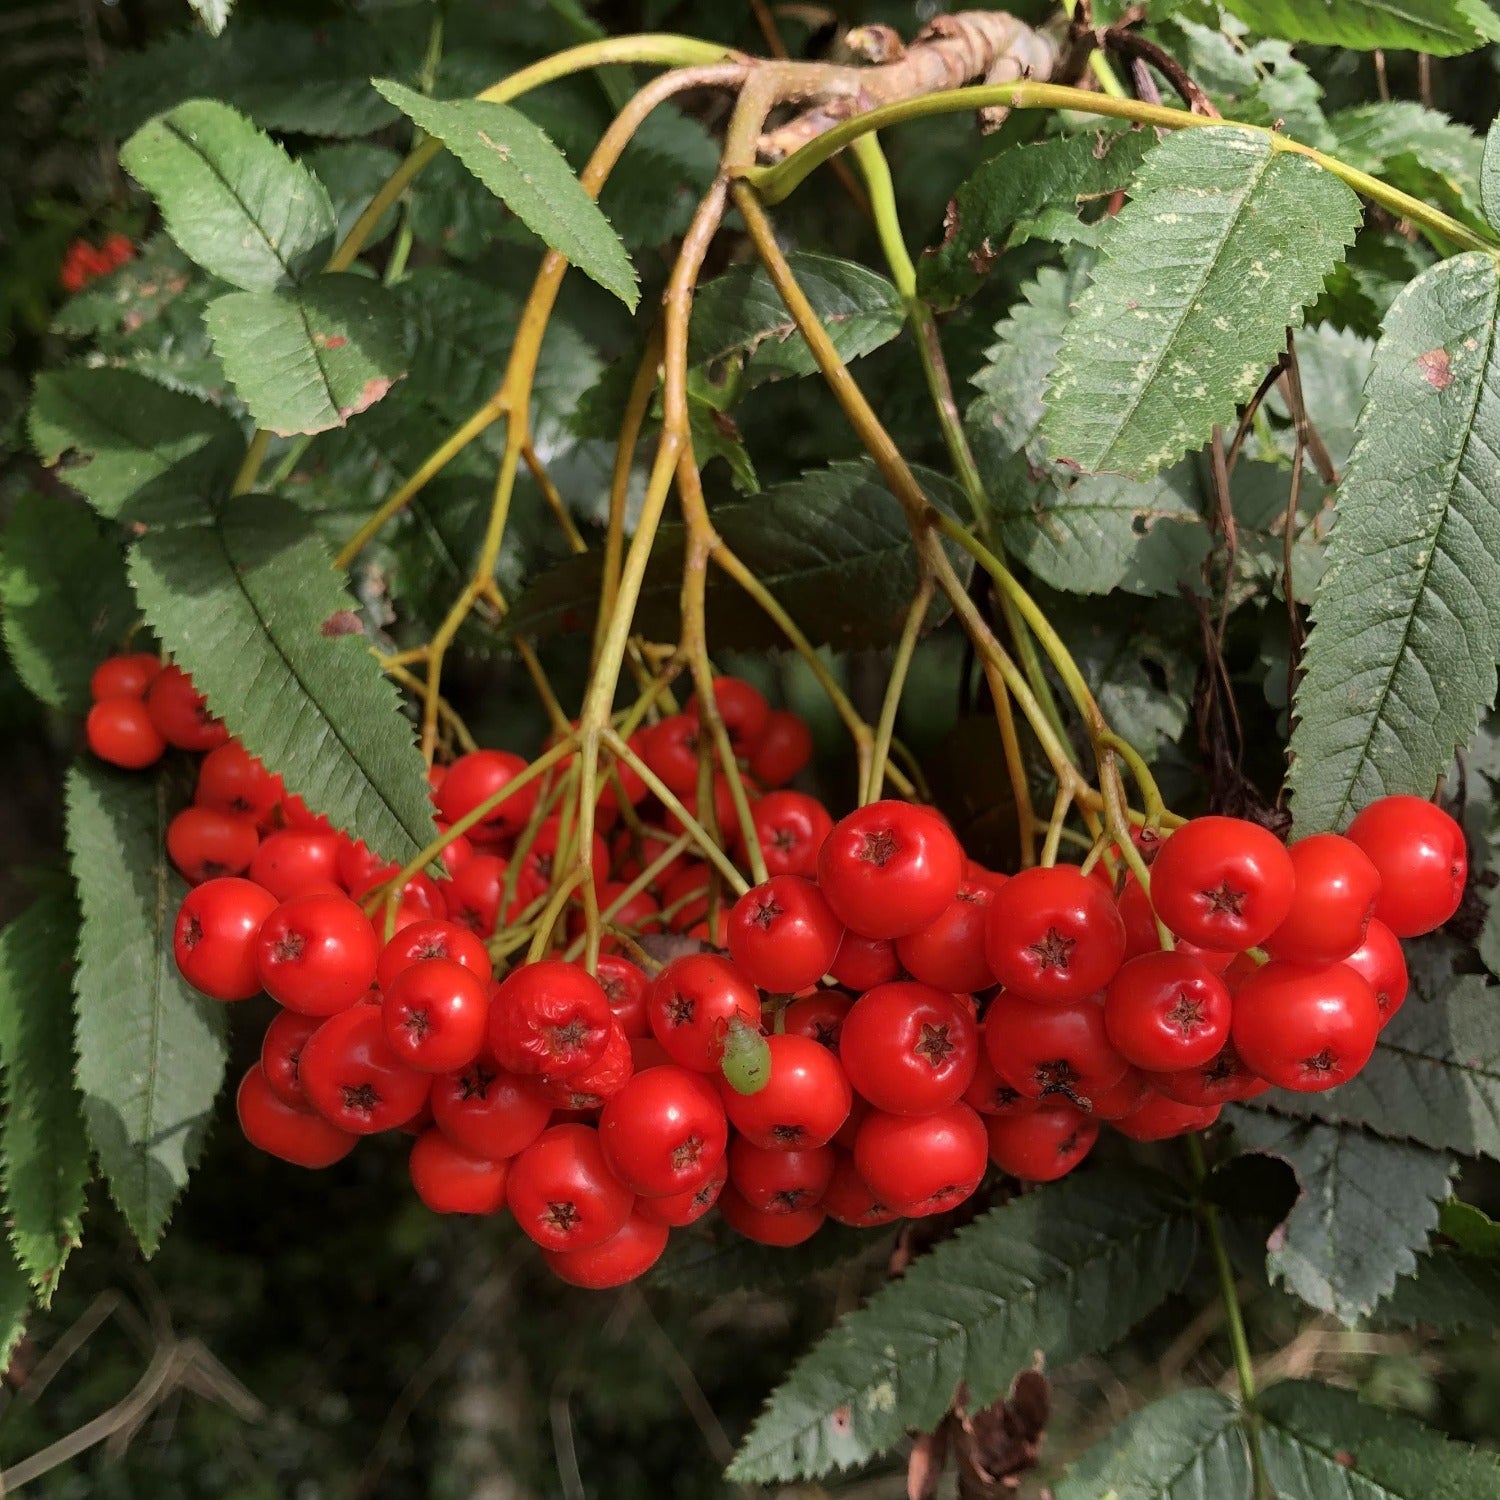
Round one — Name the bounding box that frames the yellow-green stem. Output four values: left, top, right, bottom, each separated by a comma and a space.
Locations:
865, 576, 932, 805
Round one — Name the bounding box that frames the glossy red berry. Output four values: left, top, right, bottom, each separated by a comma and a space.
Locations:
727, 1137, 834, 1213
634, 1156, 727, 1227
598, 1065, 728, 1197
984, 866, 1127, 1004
435, 749, 537, 837
817, 801, 963, 939
962, 1051, 1041, 1117
194, 742, 282, 828
718, 1033, 852, 1149
506, 1124, 635, 1251
1231, 960, 1382, 1093
718, 1185, 825, 1246
260, 1007, 323, 1107
166, 806, 259, 884
727, 876, 844, 993
1345, 795, 1467, 937
596, 955, 651, 1038
647, 954, 761, 1072
1264, 833, 1382, 964
783, 993, 852, 1054
641, 715, 702, 793
236, 1065, 356, 1169
249, 830, 342, 902
748, 791, 834, 879
1149, 817, 1295, 950
1116, 874, 1233, 972
174, 877, 279, 1001
1154, 1041, 1269, 1106
256, 893, 379, 1015
543, 1212, 670, 1288
1081, 1066, 1152, 1120
896, 880, 996, 994
298, 1005, 431, 1134
489, 960, 614, 1077
821, 1153, 898, 1228
430, 1060, 552, 1160
749, 710, 813, 788
839, 982, 978, 1115
376, 917, 492, 992
983, 991, 1128, 1107
1339, 919, 1409, 1025
381, 958, 489, 1073
827, 931, 901, 990
443, 854, 512, 937
90, 652, 162, 701
145, 664, 228, 751
86, 697, 167, 769
1113, 1092, 1221, 1141
687, 676, 770, 755
1104, 952, 1232, 1072
542, 1026, 635, 1110
985, 1103, 1097, 1182
853, 1103, 987, 1218
408, 1128, 509, 1213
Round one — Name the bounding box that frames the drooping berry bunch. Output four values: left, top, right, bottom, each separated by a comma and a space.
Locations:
88, 652, 1468, 1289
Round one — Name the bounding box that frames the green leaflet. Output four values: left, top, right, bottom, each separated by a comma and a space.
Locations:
1042, 127, 1359, 479
1484, 117, 1500, 229
727, 1168, 1196, 1482
374, 81, 637, 310
1369, 1247, 1500, 1333
128, 495, 437, 864
0, 894, 90, 1302
120, 99, 335, 291
1289, 253, 1500, 831
66, 764, 229, 1255
1220, 0, 1489, 53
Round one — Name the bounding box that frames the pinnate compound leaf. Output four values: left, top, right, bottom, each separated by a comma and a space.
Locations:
726, 1168, 1196, 1483
689, 253, 905, 384
1330, 103, 1486, 234
129, 496, 436, 863
1368, 1247, 1500, 1333
919, 128, 1156, 308
0, 494, 135, 713
373, 81, 637, 310
1042, 127, 1359, 479
67, 764, 229, 1255
204, 274, 404, 437
1230, 1114, 1454, 1324
1220, 0, 1486, 53
0, 894, 90, 1303
1054, 1390, 1251, 1500
1257, 1380, 1500, 1497
120, 99, 335, 291
1240, 977, 1500, 1161
29, 368, 244, 520
1288, 253, 1500, 832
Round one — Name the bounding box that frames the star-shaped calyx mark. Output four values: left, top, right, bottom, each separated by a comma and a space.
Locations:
1027, 925, 1076, 972
1166, 992, 1206, 1036
858, 828, 899, 868
1203, 878, 1246, 916
914, 1022, 955, 1067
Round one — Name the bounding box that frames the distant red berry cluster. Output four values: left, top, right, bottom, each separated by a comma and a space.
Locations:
59, 233, 134, 293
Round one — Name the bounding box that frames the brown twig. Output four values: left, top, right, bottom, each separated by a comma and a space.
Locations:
1106, 27, 1220, 115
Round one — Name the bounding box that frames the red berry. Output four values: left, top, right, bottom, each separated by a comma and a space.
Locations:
1345, 795, 1467, 937
598, 1065, 728, 1197
984, 865, 1127, 1003
1103, 952, 1232, 1072
298, 1005, 431, 1134
381, 958, 490, 1073
430, 1060, 552, 1160
145, 664, 228, 752
256, 893, 378, 1015
748, 790, 834, 879
435, 749, 537, 837
86, 696, 168, 770
336, 838, 398, 893
408, 1128, 509, 1214
1339, 919, 1409, 1025
1264, 833, 1382, 963
839, 981, 978, 1115
985, 1103, 1097, 1182
817, 801, 963, 939
749, 710, 813, 788
506, 1124, 634, 1251
962, 1051, 1041, 1117
896, 880, 996, 994
489, 959, 613, 1077
821, 1153, 898, 1228
1231, 960, 1381, 1092
166, 806, 259, 884
543, 1211, 670, 1288
1116, 874, 1233, 971
687, 676, 771, 756
642, 715, 702, 793
727, 1137, 833, 1213
516, 816, 608, 902
727, 876, 844, 993
1112, 1092, 1221, 1141
718, 1185, 825, 1245
717, 1033, 851, 1149
195, 742, 282, 828
596, 955, 651, 1038
983, 991, 1128, 1107
783, 992, 852, 1054
634, 1157, 727, 1227
1149, 817, 1295, 950
827, 931, 901, 990
541, 1025, 634, 1110
443, 854, 512, 937
174, 876, 279, 1001
647, 954, 760, 1071
376, 917, 492, 992
260, 1007, 323, 1107
853, 1103, 987, 1217
1081, 1066, 1152, 1120
90, 653, 161, 701
1155, 1044, 1270, 1107
249, 830, 342, 901
236, 1065, 356, 1169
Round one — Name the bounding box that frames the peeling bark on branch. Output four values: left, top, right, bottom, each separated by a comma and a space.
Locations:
754, 11, 1062, 161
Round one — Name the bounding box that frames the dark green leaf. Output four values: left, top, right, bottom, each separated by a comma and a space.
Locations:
1484, 118, 1500, 230
1230, 1114, 1453, 1324
727, 1168, 1196, 1483
0, 894, 90, 1302
505, 460, 970, 651
1042, 127, 1360, 479
689, 253, 905, 384
599, 107, 718, 249
373, 81, 637, 310
0, 1252, 29, 1373
1258, 1381, 1500, 1497
919, 128, 1155, 308
29, 368, 244, 520
1368, 1247, 1500, 1332
305, 142, 403, 246
205, 274, 405, 437
66, 764, 229, 1255
1220, 0, 1487, 53
0, 494, 135, 712
1438, 1197, 1500, 1256
1288, 253, 1500, 832
1054, 1390, 1252, 1500
120, 99, 335, 291
651, 1223, 887, 1298
129, 495, 437, 863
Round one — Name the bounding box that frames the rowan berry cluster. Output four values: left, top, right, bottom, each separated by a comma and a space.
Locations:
86, 653, 1467, 1289
58, 232, 135, 293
